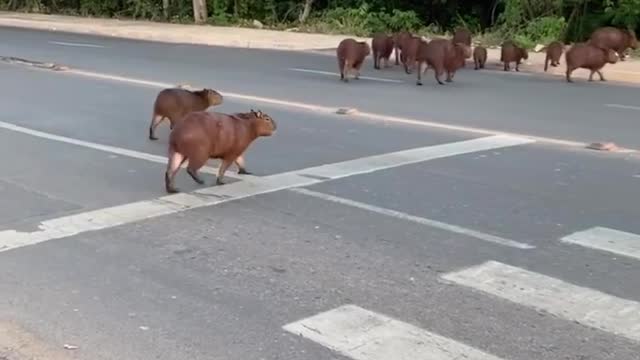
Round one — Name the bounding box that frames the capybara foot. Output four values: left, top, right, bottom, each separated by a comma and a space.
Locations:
416, 81, 423, 86
238, 168, 252, 175
187, 169, 205, 184
216, 178, 225, 185
165, 173, 178, 193
149, 135, 158, 141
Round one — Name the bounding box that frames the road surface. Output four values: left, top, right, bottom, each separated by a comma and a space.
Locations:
0, 26, 639, 360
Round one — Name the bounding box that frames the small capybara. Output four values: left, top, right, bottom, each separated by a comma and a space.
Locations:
501, 41, 529, 71
452, 27, 472, 68
393, 31, 412, 65
565, 42, 619, 83
164, 109, 277, 193
371, 33, 394, 69
400, 35, 424, 74
149, 87, 223, 140
589, 26, 638, 61
337, 38, 371, 82
544, 41, 564, 71
416, 38, 472, 85
473, 46, 487, 70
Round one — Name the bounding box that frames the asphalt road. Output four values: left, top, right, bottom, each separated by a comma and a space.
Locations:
0, 26, 640, 360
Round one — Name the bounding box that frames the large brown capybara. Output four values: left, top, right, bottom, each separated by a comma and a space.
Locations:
400, 35, 424, 74
473, 46, 487, 70
164, 109, 277, 193
392, 31, 412, 65
589, 27, 638, 61
337, 38, 371, 82
544, 41, 564, 71
149, 87, 223, 140
452, 27, 472, 67
501, 41, 529, 71
416, 38, 472, 85
371, 33, 394, 69
565, 43, 619, 83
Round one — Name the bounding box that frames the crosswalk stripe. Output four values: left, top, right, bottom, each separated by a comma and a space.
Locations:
283, 304, 506, 360
560, 226, 640, 261
441, 261, 640, 343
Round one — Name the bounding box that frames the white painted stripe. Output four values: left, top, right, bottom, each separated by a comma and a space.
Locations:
441, 261, 640, 342
288, 67, 405, 83
560, 226, 640, 260
605, 103, 640, 111
282, 304, 505, 360
48, 41, 105, 48
0, 121, 248, 178
0, 134, 532, 253
292, 188, 534, 249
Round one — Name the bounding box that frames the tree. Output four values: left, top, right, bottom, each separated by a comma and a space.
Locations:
299, 0, 314, 24
193, 0, 208, 24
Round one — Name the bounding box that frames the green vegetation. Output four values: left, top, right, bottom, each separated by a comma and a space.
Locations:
1, 0, 639, 50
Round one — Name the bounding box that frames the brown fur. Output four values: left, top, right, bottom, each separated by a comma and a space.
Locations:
336, 38, 371, 82
415, 38, 472, 85
371, 33, 394, 69
392, 31, 412, 65
164, 109, 277, 193
589, 27, 638, 61
544, 41, 564, 71
473, 46, 487, 70
400, 35, 423, 74
565, 42, 619, 83
501, 41, 529, 72
452, 28, 472, 68
149, 87, 223, 140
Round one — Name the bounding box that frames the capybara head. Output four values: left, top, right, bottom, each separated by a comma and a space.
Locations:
519, 47, 529, 60
626, 28, 638, 49
250, 109, 277, 136
454, 42, 472, 59
203, 88, 224, 106
605, 48, 620, 64
360, 41, 372, 56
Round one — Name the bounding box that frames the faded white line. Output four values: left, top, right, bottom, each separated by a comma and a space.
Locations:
0, 120, 254, 178
292, 188, 534, 249
0, 134, 532, 253
288, 67, 405, 83
48, 41, 105, 48
282, 304, 505, 360
560, 226, 640, 260
605, 103, 640, 111
441, 261, 640, 342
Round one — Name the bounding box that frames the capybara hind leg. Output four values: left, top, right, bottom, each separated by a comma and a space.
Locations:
416, 62, 426, 86
216, 158, 233, 185
566, 68, 574, 83
149, 114, 164, 140
185, 152, 208, 185
234, 155, 251, 175
342, 61, 350, 82
435, 70, 445, 85
504, 62, 509, 71
544, 57, 549, 72
165, 151, 185, 193
515, 61, 521, 72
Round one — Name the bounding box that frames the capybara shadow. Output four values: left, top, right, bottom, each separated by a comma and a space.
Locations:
565, 42, 619, 83
544, 41, 564, 71
416, 38, 472, 85
589, 26, 638, 61
337, 38, 371, 82
501, 41, 529, 72
164, 109, 277, 193
149, 87, 223, 140
473, 46, 487, 70
372, 33, 394, 69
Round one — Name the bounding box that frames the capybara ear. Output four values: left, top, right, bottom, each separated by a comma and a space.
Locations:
256, 110, 263, 117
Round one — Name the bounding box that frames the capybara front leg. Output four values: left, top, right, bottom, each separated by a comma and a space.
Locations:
588, 70, 595, 81
165, 150, 186, 193
435, 68, 445, 85
216, 158, 233, 185
503, 62, 509, 71
149, 114, 164, 140
185, 152, 208, 185
342, 61, 350, 82
515, 60, 521, 72
566, 68, 574, 83
416, 61, 426, 86
235, 155, 252, 175
597, 70, 606, 81
544, 56, 549, 72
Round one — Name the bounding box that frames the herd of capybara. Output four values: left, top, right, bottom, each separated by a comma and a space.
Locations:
338, 26, 637, 85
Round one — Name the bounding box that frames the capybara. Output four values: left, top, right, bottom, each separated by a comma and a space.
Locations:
164, 109, 277, 193
589, 26, 638, 61
336, 38, 371, 82
149, 87, 223, 140
473, 46, 487, 70
400, 35, 424, 74
544, 41, 564, 71
565, 42, 619, 83
393, 31, 412, 65
501, 41, 529, 71
416, 38, 472, 85
371, 33, 394, 69
452, 28, 472, 67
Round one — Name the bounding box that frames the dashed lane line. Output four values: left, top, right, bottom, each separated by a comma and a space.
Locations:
560, 226, 640, 261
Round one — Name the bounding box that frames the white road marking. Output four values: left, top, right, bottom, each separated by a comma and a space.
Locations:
441, 261, 640, 342
291, 188, 534, 249
0, 134, 533, 253
288, 67, 405, 83
605, 103, 640, 111
560, 226, 640, 260
48, 41, 105, 48
0, 121, 243, 178
282, 304, 505, 360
